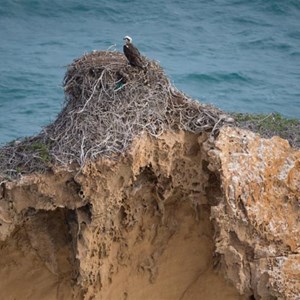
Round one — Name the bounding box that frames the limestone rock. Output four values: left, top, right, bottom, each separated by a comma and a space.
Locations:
208, 127, 300, 299
0, 127, 299, 299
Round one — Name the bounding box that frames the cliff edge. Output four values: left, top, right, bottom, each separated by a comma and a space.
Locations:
0, 51, 299, 300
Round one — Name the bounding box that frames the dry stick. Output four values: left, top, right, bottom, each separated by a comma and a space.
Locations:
77, 73, 104, 114
257, 113, 273, 124
0, 52, 232, 178
211, 115, 226, 135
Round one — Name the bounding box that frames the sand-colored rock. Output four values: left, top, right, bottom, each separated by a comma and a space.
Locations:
207, 127, 300, 299
0, 127, 299, 299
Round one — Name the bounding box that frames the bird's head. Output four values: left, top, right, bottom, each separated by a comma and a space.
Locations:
123, 36, 132, 44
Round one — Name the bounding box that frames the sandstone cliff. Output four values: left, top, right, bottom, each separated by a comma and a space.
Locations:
0, 51, 299, 300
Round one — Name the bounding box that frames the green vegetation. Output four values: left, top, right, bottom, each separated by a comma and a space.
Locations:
15, 166, 23, 174
233, 112, 299, 130
27, 141, 51, 163
231, 112, 300, 148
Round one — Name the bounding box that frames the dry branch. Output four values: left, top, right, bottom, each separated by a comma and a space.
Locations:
0, 51, 232, 178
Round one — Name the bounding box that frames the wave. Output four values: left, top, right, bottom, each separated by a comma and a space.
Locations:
239, 37, 293, 52
252, 0, 300, 15
182, 72, 256, 85
0, 0, 112, 18
290, 51, 300, 58
231, 16, 271, 27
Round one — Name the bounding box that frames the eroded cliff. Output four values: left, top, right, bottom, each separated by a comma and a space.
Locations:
1, 127, 299, 299
0, 51, 299, 299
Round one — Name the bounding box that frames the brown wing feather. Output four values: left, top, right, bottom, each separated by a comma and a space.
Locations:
123, 43, 144, 68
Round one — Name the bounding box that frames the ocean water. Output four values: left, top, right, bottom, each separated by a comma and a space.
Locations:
0, 0, 299, 145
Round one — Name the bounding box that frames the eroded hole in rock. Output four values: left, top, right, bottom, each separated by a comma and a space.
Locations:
77, 203, 93, 224
202, 160, 222, 206
83, 188, 243, 300
72, 137, 246, 300
0, 207, 83, 299
0, 133, 252, 300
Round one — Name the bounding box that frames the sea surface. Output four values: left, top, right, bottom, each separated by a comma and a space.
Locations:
0, 0, 299, 145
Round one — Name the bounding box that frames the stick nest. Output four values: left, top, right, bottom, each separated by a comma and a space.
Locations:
0, 51, 232, 178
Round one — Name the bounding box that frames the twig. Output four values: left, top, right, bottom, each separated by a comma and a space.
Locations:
0, 51, 229, 178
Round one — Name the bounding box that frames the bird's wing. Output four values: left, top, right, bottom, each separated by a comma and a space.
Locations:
123, 44, 144, 68
128, 44, 141, 57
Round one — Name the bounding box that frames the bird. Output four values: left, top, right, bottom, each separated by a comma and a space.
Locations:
123, 36, 144, 68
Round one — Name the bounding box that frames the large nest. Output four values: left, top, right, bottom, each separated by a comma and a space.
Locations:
0, 51, 231, 178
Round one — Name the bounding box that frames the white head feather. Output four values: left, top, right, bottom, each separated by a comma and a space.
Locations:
123, 36, 132, 43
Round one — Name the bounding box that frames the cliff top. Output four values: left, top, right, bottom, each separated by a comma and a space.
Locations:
0, 51, 230, 178
232, 112, 300, 148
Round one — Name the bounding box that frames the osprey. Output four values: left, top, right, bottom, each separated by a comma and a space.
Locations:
123, 36, 144, 68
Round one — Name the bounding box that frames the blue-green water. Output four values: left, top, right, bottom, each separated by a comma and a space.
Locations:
1, 0, 299, 144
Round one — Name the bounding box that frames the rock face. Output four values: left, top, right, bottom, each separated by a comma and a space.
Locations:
0, 127, 299, 299
208, 127, 300, 299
